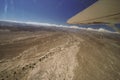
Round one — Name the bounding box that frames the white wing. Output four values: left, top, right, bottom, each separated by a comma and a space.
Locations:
67, 0, 120, 24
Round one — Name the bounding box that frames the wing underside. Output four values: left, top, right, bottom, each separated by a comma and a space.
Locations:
67, 0, 120, 25
67, 0, 120, 32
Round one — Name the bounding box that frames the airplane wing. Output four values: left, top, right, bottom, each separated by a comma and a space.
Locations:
67, 0, 120, 25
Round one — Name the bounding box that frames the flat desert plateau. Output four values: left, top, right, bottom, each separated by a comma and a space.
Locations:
0, 22, 120, 80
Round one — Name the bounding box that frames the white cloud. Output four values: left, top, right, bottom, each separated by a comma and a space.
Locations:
0, 20, 116, 33
25, 22, 70, 28
98, 28, 110, 32
69, 26, 79, 28
79, 27, 113, 33
4, 0, 8, 14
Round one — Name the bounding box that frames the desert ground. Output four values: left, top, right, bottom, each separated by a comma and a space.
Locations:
0, 22, 120, 80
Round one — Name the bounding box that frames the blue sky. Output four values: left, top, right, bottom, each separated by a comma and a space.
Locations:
0, 0, 97, 25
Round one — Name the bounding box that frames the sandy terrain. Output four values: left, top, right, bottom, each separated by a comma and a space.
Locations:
0, 23, 120, 80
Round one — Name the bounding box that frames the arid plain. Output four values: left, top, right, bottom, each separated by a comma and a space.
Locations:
0, 21, 120, 80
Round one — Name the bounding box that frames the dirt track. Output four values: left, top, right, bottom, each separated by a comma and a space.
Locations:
0, 26, 120, 80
